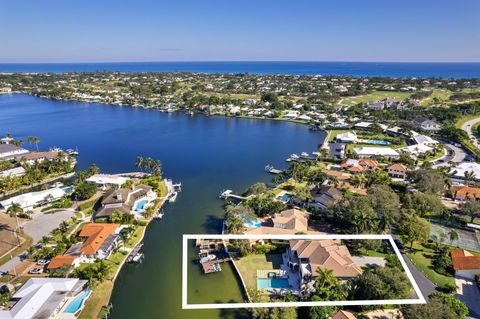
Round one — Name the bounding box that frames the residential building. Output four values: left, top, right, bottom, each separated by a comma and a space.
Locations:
412, 134, 438, 146
400, 143, 433, 157
310, 185, 343, 210
336, 132, 357, 143
0, 87, 12, 94
0, 144, 29, 160
16, 151, 64, 164
95, 184, 157, 219
412, 118, 441, 132
451, 249, 480, 280
341, 158, 378, 173
328, 143, 346, 159
0, 187, 67, 210
331, 310, 357, 319
387, 163, 408, 179
286, 239, 362, 286
450, 185, 480, 201
450, 162, 480, 182
86, 174, 130, 190
0, 278, 88, 319
353, 147, 400, 160
0, 166, 25, 178
272, 209, 309, 233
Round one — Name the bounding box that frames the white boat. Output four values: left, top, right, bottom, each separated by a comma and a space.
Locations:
265, 165, 273, 172
66, 148, 79, 155
301, 152, 309, 158
154, 211, 164, 219
50, 182, 64, 188
312, 151, 320, 157
200, 254, 216, 264
214, 264, 222, 272
132, 253, 144, 263
285, 158, 292, 162
290, 154, 300, 160
169, 192, 178, 203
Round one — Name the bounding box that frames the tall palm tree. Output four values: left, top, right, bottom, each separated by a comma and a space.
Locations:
6, 203, 23, 246
27, 136, 40, 151
464, 170, 476, 186
135, 156, 144, 171
144, 157, 154, 173
152, 160, 162, 176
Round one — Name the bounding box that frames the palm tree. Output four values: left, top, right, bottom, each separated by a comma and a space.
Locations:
464, 170, 476, 186
144, 157, 154, 173
449, 229, 459, 244
135, 156, 144, 171
152, 160, 162, 176
6, 203, 23, 246
27, 136, 40, 151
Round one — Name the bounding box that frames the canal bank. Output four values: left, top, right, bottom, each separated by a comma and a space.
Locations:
0, 93, 325, 319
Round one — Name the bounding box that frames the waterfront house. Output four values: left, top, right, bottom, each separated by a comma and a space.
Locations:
272, 209, 309, 233
353, 147, 400, 160
451, 249, 480, 280
0, 278, 88, 319
0, 87, 12, 94
47, 255, 81, 271
450, 185, 480, 201
16, 151, 65, 164
387, 163, 408, 179
285, 239, 362, 286
95, 184, 157, 219
335, 132, 357, 143
321, 169, 352, 183
340, 158, 378, 173
0, 187, 67, 210
0, 144, 29, 160
328, 143, 346, 159
86, 173, 130, 190
309, 185, 343, 210
412, 118, 441, 133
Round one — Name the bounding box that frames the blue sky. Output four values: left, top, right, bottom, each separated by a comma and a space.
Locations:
1, 0, 479, 62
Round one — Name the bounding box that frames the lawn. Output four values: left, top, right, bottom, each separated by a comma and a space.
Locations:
420, 89, 452, 106
338, 91, 412, 106
406, 243, 454, 289
235, 253, 283, 290
327, 129, 352, 142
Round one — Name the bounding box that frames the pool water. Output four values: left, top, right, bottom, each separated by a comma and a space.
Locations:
364, 139, 390, 145
64, 289, 91, 314
276, 193, 292, 203
257, 278, 290, 289
244, 220, 262, 228
134, 199, 149, 211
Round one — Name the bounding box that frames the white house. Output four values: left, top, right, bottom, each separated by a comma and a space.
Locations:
400, 143, 433, 156
283, 111, 299, 119
0, 144, 29, 160
0, 166, 25, 178
412, 118, 441, 132
0, 187, 67, 210
86, 174, 130, 190
450, 162, 480, 181
412, 134, 438, 146
353, 147, 400, 159
336, 132, 357, 143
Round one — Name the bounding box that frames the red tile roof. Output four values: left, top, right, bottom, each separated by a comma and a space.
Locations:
47, 256, 78, 269
79, 223, 120, 255
451, 186, 480, 200
451, 249, 480, 270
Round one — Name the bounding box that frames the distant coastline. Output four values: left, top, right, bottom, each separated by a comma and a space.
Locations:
1, 61, 480, 78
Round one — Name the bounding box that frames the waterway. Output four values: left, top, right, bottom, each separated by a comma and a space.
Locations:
0, 93, 325, 319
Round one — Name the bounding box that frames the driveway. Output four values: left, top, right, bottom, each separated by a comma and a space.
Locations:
352, 256, 386, 268
456, 277, 480, 319
432, 141, 466, 167
401, 253, 437, 299
461, 117, 480, 150
21, 209, 75, 243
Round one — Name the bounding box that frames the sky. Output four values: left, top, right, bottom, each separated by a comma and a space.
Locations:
1, 0, 479, 63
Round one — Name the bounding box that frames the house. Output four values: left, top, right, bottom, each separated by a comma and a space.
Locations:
353, 147, 400, 160
451, 249, 480, 279
400, 143, 433, 157
16, 151, 65, 164
336, 132, 357, 143
310, 185, 343, 210
328, 143, 346, 159
272, 209, 309, 232
450, 162, 480, 182
0, 166, 25, 178
0, 144, 29, 160
86, 174, 130, 190
450, 185, 480, 201
412, 134, 438, 146
412, 118, 441, 132
331, 310, 357, 319
0, 87, 12, 94
286, 239, 362, 286
387, 163, 408, 179
341, 158, 378, 173
321, 169, 352, 182
95, 184, 157, 219
0, 278, 88, 319
47, 255, 81, 271
0, 187, 67, 210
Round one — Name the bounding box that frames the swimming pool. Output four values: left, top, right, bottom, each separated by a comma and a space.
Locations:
244, 220, 262, 228
276, 193, 292, 203
257, 277, 290, 289
64, 289, 91, 314
363, 139, 390, 145
134, 199, 149, 211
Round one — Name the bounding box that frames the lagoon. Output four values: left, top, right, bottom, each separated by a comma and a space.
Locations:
0, 93, 325, 319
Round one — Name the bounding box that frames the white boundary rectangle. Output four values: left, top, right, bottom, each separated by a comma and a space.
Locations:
182, 234, 426, 309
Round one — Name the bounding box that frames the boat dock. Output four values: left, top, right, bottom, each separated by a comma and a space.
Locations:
219, 189, 245, 200
265, 165, 283, 175
201, 257, 232, 274
126, 243, 144, 263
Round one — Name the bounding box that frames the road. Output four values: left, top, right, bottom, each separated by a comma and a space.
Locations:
432, 140, 466, 167
401, 253, 437, 298
461, 117, 480, 149
456, 277, 480, 319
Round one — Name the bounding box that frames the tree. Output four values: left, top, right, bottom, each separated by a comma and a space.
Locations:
27, 136, 40, 151
6, 203, 22, 246
314, 267, 348, 301
408, 169, 445, 194
430, 292, 468, 319
404, 192, 445, 217
152, 160, 162, 176
458, 201, 480, 223
350, 266, 411, 300
397, 214, 429, 249
464, 170, 476, 186
401, 298, 460, 319
449, 229, 459, 243
74, 182, 97, 200
367, 185, 400, 222
135, 156, 144, 170
245, 183, 268, 196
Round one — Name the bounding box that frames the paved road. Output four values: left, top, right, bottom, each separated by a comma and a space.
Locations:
456, 277, 480, 319
22, 209, 75, 243
432, 141, 466, 167
401, 253, 437, 299
461, 117, 480, 149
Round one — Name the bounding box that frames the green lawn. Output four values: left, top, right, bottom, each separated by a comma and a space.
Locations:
327, 129, 352, 142
235, 253, 283, 290
406, 243, 454, 289
338, 91, 412, 106
420, 89, 452, 106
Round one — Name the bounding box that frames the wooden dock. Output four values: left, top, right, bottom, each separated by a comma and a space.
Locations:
219, 189, 245, 201
126, 243, 144, 263
202, 257, 231, 274
265, 165, 283, 175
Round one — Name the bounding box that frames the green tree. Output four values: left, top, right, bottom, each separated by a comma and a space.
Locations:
458, 200, 480, 223
350, 266, 411, 300
397, 214, 429, 249
430, 292, 468, 319
27, 136, 40, 151
401, 298, 459, 319
74, 182, 97, 200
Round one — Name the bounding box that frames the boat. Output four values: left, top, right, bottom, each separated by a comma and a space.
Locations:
290, 154, 299, 160
285, 158, 292, 162
200, 254, 216, 264
66, 148, 79, 156
265, 165, 273, 172
213, 264, 221, 272
169, 192, 178, 203
312, 151, 320, 157
131, 253, 144, 263
301, 152, 310, 158
153, 210, 164, 219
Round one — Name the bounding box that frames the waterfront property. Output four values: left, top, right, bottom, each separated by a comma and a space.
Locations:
0, 144, 29, 160
95, 184, 157, 219
244, 208, 312, 236
85, 174, 130, 190
0, 278, 89, 319
353, 146, 400, 160
0, 187, 69, 210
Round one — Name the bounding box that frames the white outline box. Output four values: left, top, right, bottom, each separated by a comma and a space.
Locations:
182, 234, 426, 309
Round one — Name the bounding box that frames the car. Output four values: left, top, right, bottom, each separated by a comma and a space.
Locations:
394, 239, 404, 251
29, 268, 44, 274
36, 259, 50, 266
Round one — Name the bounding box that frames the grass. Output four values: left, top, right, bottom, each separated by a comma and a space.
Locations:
406, 243, 454, 289
0, 233, 33, 267
338, 91, 412, 106
78, 281, 113, 319
455, 113, 480, 129
235, 253, 283, 290
420, 89, 452, 106
327, 129, 352, 142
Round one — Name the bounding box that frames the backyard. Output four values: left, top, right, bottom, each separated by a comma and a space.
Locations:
235, 253, 283, 290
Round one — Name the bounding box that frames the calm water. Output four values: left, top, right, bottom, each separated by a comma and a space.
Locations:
0, 94, 325, 319
1, 61, 480, 78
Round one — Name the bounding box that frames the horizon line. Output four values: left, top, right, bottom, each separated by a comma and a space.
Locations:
1, 60, 480, 64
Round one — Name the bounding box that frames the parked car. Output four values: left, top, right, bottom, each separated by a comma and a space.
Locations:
29, 268, 43, 274
36, 259, 49, 266
394, 239, 404, 251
